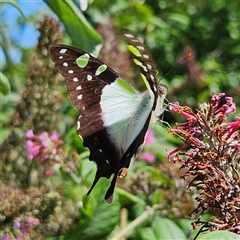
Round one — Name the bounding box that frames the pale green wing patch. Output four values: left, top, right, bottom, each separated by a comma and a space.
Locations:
127, 45, 141, 57
115, 77, 138, 95
76, 53, 90, 68
95, 64, 107, 76
100, 77, 154, 155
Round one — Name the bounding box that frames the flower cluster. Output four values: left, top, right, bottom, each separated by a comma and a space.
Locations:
167, 93, 240, 236
3, 217, 40, 240
25, 129, 63, 166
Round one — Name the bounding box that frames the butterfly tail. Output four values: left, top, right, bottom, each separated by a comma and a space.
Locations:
104, 173, 118, 204
86, 171, 118, 204
87, 173, 101, 196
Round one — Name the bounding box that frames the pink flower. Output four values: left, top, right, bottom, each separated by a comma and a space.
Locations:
13, 220, 21, 228
26, 140, 41, 159
227, 117, 240, 131
215, 96, 236, 116
3, 234, 9, 240
27, 217, 40, 226
39, 132, 48, 141
140, 152, 156, 163
21, 223, 31, 234
145, 130, 155, 145
25, 129, 38, 139
210, 92, 225, 109
45, 170, 55, 176
169, 101, 179, 111
21, 217, 40, 234
166, 144, 188, 162
50, 131, 60, 140
25, 130, 62, 162
169, 103, 197, 121
225, 117, 240, 138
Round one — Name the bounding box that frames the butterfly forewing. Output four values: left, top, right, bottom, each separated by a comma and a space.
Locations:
123, 30, 158, 97
50, 45, 118, 116
50, 45, 125, 197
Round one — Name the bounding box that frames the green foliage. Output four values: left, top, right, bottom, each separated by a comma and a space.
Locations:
151, 217, 186, 239
45, 0, 102, 52
197, 230, 240, 240
65, 182, 120, 240
0, 71, 10, 95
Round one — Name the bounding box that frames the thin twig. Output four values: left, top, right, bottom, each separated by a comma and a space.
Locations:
112, 205, 159, 240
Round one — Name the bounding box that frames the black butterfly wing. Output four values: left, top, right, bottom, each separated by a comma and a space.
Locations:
123, 30, 159, 110
124, 30, 168, 121
50, 45, 124, 202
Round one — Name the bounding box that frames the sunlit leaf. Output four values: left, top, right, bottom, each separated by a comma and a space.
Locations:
139, 227, 156, 240
44, 0, 102, 52
152, 217, 187, 240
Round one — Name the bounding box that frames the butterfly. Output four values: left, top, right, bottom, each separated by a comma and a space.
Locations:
50, 30, 167, 204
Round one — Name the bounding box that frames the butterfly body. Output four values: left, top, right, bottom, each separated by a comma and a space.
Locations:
50, 30, 167, 203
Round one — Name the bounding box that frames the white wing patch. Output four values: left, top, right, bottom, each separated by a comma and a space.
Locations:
100, 78, 154, 155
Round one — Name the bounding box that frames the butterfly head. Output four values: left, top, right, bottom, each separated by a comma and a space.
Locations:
150, 84, 168, 123
158, 84, 168, 99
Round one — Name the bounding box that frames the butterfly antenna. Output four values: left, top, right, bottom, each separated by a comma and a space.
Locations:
159, 52, 192, 82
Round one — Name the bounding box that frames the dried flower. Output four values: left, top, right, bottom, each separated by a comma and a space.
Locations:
167, 93, 240, 237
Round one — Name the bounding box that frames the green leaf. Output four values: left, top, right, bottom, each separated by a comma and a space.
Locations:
152, 217, 187, 240
198, 230, 240, 240
139, 227, 156, 240
78, 157, 94, 187
44, 0, 102, 52
0, 71, 11, 95
65, 178, 120, 240
176, 218, 195, 237
116, 187, 146, 205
